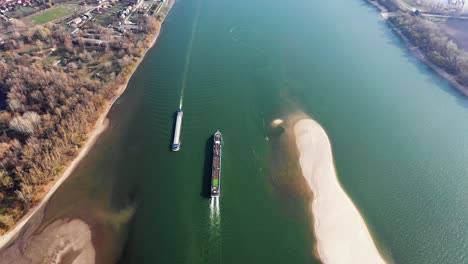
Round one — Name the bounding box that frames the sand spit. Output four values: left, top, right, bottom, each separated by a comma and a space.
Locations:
293, 117, 386, 264
0, 218, 95, 264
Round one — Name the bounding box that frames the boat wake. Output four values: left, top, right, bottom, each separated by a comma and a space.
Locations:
179, 0, 202, 109
208, 197, 221, 262
229, 24, 249, 46
229, 25, 240, 43
209, 198, 220, 231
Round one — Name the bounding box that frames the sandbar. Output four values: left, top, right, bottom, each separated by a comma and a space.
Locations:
293, 117, 386, 264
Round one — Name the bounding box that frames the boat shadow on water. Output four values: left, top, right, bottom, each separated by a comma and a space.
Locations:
200, 135, 213, 199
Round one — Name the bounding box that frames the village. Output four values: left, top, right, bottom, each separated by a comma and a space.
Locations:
0, 0, 172, 235
0, 0, 168, 78
0, 0, 167, 47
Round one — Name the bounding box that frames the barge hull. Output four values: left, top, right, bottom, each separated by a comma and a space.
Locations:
172, 109, 183, 151
211, 131, 222, 198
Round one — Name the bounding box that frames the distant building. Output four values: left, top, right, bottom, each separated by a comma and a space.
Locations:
71, 28, 80, 35
127, 0, 141, 5
81, 38, 104, 45
92, 6, 102, 13
67, 17, 83, 26
0, 0, 14, 7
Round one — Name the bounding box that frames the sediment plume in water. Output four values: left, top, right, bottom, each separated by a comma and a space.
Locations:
286, 114, 386, 264
267, 117, 313, 220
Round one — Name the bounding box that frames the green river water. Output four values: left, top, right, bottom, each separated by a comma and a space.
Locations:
32, 0, 468, 263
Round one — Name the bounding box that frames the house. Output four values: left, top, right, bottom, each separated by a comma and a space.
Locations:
0, 0, 12, 7
67, 17, 83, 26
71, 28, 79, 35
92, 6, 102, 13
127, 0, 141, 5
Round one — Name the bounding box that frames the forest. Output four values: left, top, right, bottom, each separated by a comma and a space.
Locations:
390, 13, 468, 87
0, 16, 160, 233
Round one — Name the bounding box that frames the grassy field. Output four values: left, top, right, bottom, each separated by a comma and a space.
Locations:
11, 6, 36, 18
24, 7, 74, 24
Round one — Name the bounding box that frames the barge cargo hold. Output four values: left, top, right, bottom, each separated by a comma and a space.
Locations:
211, 131, 222, 198
171, 109, 183, 151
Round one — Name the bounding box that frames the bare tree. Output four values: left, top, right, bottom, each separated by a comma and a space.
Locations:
9, 112, 41, 135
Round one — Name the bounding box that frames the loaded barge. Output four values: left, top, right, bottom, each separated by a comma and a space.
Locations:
172, 109, 183, 151
211, 131, 222, 198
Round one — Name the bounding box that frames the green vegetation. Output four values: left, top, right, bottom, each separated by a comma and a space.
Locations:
371, 0, 468, 89
24, 7, 73, 25
42, 56, 59, 65
11, 6, 37, 19
390, 13, 468, 86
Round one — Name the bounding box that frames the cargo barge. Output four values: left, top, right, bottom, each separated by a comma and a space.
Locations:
171, 109, 183, 151
211, 131, 222, 198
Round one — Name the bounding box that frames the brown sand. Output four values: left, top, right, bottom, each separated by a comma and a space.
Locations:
1, 218, 95, 264
293, 117, 386, 264
0, 0, 175, 258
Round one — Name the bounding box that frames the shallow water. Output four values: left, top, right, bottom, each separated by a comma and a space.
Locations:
27, 0, 468, 263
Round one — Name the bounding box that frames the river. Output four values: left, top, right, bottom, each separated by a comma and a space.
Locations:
18, 0, 468, 263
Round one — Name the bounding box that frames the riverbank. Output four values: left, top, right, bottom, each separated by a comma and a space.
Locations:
0, 0, 174, 253
367, 0, 389, 13
0, 118, 108, 250
291, 115, 386, 264
365, 0, 468, 96
387, 18, 468, 96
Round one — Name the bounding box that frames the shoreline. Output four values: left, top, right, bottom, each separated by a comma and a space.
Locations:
291, 116, 387, 263
387, 20, 468, 95
367, 0, 389, 13
365, 0, 468, 96
0, 1, 173, 250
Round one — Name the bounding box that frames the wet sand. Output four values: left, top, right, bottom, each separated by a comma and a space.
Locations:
0, 217, 95, 264
293, 117, 386, 264
0, 0, 175, 259
0, 119, 109, 251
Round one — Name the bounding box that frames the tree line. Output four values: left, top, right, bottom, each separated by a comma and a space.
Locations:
390, 13, 468, 87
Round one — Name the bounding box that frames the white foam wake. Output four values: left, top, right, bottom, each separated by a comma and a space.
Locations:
208, 198, 222, 262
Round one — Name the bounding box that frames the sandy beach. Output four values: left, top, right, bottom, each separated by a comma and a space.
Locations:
293, 117, 386, 264
0, 0, 174, 256
0, 217, 95, 264
0, 111, 109, 252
